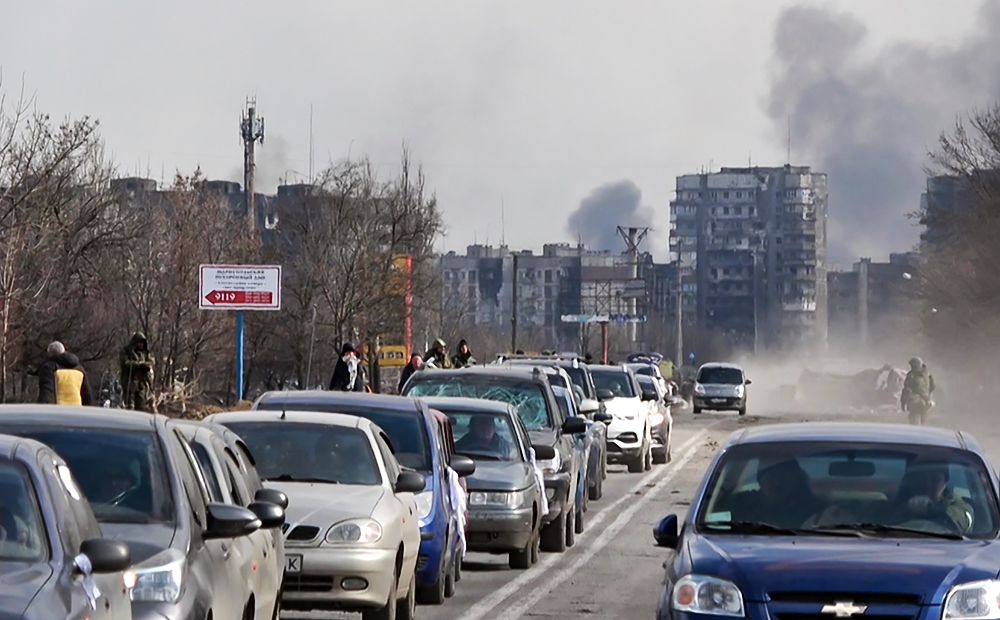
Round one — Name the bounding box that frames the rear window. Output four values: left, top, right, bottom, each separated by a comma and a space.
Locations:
405, 377, 554, 431
255, 402, 431, 472
10, 428, 174, 524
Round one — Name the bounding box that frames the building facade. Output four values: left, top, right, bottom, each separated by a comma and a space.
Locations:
668, 165, 829, 353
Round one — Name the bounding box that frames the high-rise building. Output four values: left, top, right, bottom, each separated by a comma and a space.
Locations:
669, 165, 829, 352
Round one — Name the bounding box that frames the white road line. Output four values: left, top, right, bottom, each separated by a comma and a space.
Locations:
454, 425, 716, 620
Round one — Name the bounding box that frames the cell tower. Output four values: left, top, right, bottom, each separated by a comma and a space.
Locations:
617, 226, 650, 345
240, 99, 265, 227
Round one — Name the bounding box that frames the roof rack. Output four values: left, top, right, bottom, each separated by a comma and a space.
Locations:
493, 352, 582, 363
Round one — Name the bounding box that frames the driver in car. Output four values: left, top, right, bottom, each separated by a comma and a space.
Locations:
456, 416, 512, 458
893, 462, 973, 533
727, 458, 824, 529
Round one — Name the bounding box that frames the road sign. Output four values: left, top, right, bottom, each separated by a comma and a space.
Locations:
363, 344, 409, 367
200, 265, 281, 311
560, 313, 647, 324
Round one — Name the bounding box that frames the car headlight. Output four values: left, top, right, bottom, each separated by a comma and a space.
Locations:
415, 490, 434, 520
673, 575, 745, 617
470, 489, 529, 509
650, 412, 665, 426
944, 580, 1000, 620
538, 450, 561, 474
128, 549, 185, 603
734, 385, 745, 398
326, 518, 383, 544
694, 383, 706, 395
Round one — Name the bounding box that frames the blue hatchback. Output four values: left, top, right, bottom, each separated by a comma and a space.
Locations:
253, 391, 475, 605
654, 422, 1000, 620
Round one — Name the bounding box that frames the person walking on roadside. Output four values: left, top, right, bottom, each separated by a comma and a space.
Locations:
424, 338, 452, 369
329, 342, 365, 392
120, 333, 155, 412
901, 357, 935, 425
398, 353, 423, 393
38, 341, 94, 406
451, 339, 476, 368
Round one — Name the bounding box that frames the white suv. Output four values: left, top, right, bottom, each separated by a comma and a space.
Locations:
590, 365, 651, 473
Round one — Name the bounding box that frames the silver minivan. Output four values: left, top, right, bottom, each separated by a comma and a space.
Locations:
692, 363, 751, 415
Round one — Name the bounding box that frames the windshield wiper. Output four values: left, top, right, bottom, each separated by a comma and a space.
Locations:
703, 520, 862, 537
460, 452, 503, 461
265, 474, 340, 484
814, 522, 967, 540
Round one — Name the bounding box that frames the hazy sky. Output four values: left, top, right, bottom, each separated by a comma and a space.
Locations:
1, 0, 989, 266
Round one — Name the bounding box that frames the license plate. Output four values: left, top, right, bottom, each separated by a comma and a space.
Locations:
711, 399, 726, 404
285, 554, 302, 573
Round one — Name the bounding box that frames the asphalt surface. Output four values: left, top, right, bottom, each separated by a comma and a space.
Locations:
287, 404, 997, 620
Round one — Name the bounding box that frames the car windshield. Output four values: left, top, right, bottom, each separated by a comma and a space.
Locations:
224, 422, 381, 485
698, 442, 999, 539
255, 402, 431, 472
12, 428, 174, 524
445, 412, 521, 461
591, 369, 636, 398
698, 367, 743, 384
406, 378, 554, 431
0, 460, 47, 562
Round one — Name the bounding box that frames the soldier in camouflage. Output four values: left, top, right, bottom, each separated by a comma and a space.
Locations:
901, 357, 935, 425
120, 332, 155, 412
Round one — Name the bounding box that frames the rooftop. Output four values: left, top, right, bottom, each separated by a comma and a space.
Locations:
729, 422, 968, 449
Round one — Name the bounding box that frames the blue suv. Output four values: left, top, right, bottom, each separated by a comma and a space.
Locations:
253, 391, 475, 605
654, 422, 1000, 620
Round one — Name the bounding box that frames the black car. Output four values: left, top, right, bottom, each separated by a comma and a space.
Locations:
0, 405, 283, 620
0, 433, 134, 620
420, 397, 549, 570
402, 366, 587, 553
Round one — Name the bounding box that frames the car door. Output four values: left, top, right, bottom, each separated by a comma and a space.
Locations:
224, 435, 285, 582
374, 431, 420, 571
172, 429, 245, 620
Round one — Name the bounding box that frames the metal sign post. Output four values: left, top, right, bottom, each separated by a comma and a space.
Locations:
200, 265, 282, 401
560, 314, 647, 364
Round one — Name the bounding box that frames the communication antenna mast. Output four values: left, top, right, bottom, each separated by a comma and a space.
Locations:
617, 225, 650, 346
501, 197, 506, 247
240, 98, 265, 228
309, 103, 314, 184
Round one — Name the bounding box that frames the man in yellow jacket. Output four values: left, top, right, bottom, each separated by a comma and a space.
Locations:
37, 341, 94, 406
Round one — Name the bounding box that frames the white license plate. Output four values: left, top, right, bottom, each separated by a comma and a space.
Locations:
711, 399, 726, 404
285, 554, 302, 573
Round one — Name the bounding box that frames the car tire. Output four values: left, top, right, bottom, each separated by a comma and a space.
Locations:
416, 554, 446, 605
444, 560, 456, 598
574, 504, 584, 534
565, 508, 577, 547
627, 451, 644, 473
643, 442, 653, 471
530, 525, 540, 564
509, 531, 533, 569
454, 552, 463, 583
540, 511, 567, 553
738, 406, 747, 416
398, 570, 416, 620
693, 406, 702, 414
364, 561, 397, 620
652, 447, 668, 464
589, 470, 603, 501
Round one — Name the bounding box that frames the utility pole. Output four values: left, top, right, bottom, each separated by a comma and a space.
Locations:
859, 258, 870, 351
240, 99, 265, 228
675, 239, 684, 369
511, 253, 519, 353
617, 225, 649, 346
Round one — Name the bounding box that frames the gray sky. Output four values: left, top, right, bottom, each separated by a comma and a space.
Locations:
1, 0, 986, 266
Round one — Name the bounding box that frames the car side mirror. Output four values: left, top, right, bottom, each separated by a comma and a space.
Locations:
579, 398, 600, 414
254, 487, 289, 510
641, 390, 657, 402
203, 503, 261, 540
562, 416, 587, 435
745, 379, 752, 385
596, 388, 614, 401
532, 443, 556, 460
653, 514, 679, 549
593, 411, 613, 424
395, 471, 426, 494
248, 501, 285, 529
79, 539, 132, 574
450, 454, 476, 477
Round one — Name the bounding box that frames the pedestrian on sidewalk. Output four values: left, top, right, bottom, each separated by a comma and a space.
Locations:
38, 341, 94, 406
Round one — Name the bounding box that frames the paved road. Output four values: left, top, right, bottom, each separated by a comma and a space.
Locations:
288, 405, 997, 620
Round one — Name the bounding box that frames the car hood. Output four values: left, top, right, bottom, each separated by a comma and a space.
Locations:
465, 461, 533, 492
0, 563, 51, 619
688, 533, 1000, 604
603, 397, 643, 420
100, 522, 177, 564
268, 481, 385, 523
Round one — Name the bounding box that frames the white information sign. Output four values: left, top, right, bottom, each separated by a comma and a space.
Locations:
199, 265, 282, 311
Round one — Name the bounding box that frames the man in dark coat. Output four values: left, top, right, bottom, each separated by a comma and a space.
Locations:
451, 339, 476, 368
120, 332, 154, 411
38, 341, 94, 406
398, 353, 423, 393
329, 342, 365, 392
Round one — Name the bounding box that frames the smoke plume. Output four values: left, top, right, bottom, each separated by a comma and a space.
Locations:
767, 2, 1000, 265
566, 180, 655, 252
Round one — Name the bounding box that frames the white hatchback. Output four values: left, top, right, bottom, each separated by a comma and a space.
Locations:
590, 365, 652, 473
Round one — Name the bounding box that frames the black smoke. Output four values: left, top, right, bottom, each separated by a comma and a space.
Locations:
767, 2, 1000, 266
566, 180, 654, 252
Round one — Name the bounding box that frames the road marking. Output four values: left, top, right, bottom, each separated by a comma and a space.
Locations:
454, 426, 715, 620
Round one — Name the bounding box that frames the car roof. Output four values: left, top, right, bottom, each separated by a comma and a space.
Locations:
0, 404, 160, 431
206, 409, 368, 429
727, 422, 970, 449
255, 390, 422, 413
419, 397, 514, 415
699, 362, 744, 370
503, 358, 587, 370
0, 433, 35, 460
412, 366, 545, 381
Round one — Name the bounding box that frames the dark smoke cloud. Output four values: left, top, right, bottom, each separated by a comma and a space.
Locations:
767, 1, 1000, 265
566, 180, 655, 252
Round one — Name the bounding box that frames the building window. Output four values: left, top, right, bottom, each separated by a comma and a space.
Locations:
544, 270, 553, 284
723, 191, 730, 199
469, 270, 478, 283
723, 207, 730, 215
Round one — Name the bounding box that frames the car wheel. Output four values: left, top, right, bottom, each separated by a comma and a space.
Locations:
444, 558, 456, 598
652, 447, 668, 464
509, 531, 533, 569
574, 503, 585, 534
397, 570, 416, 620
693, 406, 702, 414
454, 552, 463, 583
565, 508, 577, 547
588, 469, 603, 501
363, 561, 397, 620
540, 511, 567, 553
416, 554, 446, 605
738, 406, 747, 416
627, 451, 644, 473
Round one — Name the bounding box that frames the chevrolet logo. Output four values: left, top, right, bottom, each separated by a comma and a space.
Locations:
821, 602, 868, 617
